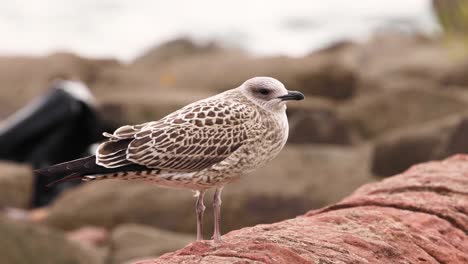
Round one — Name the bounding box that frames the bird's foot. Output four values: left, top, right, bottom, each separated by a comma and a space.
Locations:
211, 235, 223, 244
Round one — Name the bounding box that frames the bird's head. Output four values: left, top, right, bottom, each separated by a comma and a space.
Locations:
239, 77, 304, 112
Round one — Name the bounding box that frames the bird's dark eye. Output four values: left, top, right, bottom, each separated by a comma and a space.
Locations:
258, 88, 270, 95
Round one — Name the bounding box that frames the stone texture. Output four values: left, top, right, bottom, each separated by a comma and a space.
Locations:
0, 217, 102, 264
133, 38, 227, 68
288, 107, 357, 145
294, 60, 357, 100
0, 53, 118, 118
109, 224, 193, 264
340, 88, 467, 139
66, 226, 109, 248
0, 162, 33, 208
370, 114, 463, 177
356, 33, 453, 92
446, 117, 468, 155
136, 155, 468, 264
371, 114, 468, 177
440, 60, 468, 88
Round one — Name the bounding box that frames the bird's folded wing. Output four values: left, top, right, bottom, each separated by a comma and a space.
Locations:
96, 101, 256, 172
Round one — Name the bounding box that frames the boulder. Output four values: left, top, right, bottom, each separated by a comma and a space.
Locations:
97, 90, 208, 124
440, 59, 468, 88
288, 106, 357, 145
340, 88, 467, 139
133, 38, 227, 68
44, 145, 373, 236
371, 114, 468, 177
0, 161, 33, 208
109, 224, 192, 264
293, 60, 358, 100
355, 33, 453, 92
370, 114, 462, 177
372, 135, 441, 177
0, 53, 119, 118
0, 216, 102, 264
446, 117, 468, 155
137, 155, 468, 264
66, 226, 109, 248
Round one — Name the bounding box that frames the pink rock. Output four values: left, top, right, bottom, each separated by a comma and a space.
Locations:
135, 155, 468, 264
66, 226, 108, 248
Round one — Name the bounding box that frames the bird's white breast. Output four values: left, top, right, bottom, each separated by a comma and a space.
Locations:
206, 108, 289, 180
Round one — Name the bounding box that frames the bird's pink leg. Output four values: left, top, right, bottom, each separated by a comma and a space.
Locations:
212, 186, 224, 242
195, 190, 206, 241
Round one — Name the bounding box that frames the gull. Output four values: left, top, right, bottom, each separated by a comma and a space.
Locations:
37, 77, 304, 242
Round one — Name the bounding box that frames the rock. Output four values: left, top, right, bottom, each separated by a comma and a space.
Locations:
440, 59, 468, 88
45, 145, 373, 236
340, 88, 467, 139
137, 155, 468, 264
371, 114, 462, 177
293, 60, 358, 100
288, 106, 357, 145
2, 207, 30, 221
356, 33, 453, 92
98, 90, 207, 124
371, 114, 468, 177
29, 208, 50, 223
372, 136, 441, 178
133, 38, 227, 68
2, 207, 49, 224
66, 226, 109, 248
446, 117, 468, 155
66, 226, 109, 263
0, 53, 119, 118
45, 180, 195, 232
109, 224, 193, 264
0, 161, 33, 208
0, 216, 102, 264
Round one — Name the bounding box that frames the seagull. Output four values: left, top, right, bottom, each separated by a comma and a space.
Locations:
36, 77, 304, 242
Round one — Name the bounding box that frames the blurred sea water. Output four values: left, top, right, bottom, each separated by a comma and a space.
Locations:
0, 0, 439, 62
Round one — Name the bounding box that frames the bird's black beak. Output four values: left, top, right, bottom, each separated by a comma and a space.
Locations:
277, 91, 305, 101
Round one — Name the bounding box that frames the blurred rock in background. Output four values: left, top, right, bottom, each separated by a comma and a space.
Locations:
109, 224, 193, 264
0, 217, 103, 264
0, 162, 33, 208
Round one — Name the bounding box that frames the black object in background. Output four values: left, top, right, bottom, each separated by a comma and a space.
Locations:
0, 80, 104, 207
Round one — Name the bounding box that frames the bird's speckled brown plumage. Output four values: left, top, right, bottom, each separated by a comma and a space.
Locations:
94, 80, 290, 190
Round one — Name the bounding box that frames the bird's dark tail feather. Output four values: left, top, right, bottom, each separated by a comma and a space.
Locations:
35, 155, 99, 187
35, 155, 152, 187
45, 173, 83, 187
35, 155, 97, 178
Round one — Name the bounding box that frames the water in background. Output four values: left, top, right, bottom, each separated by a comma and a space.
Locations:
0, 0, 439, 62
